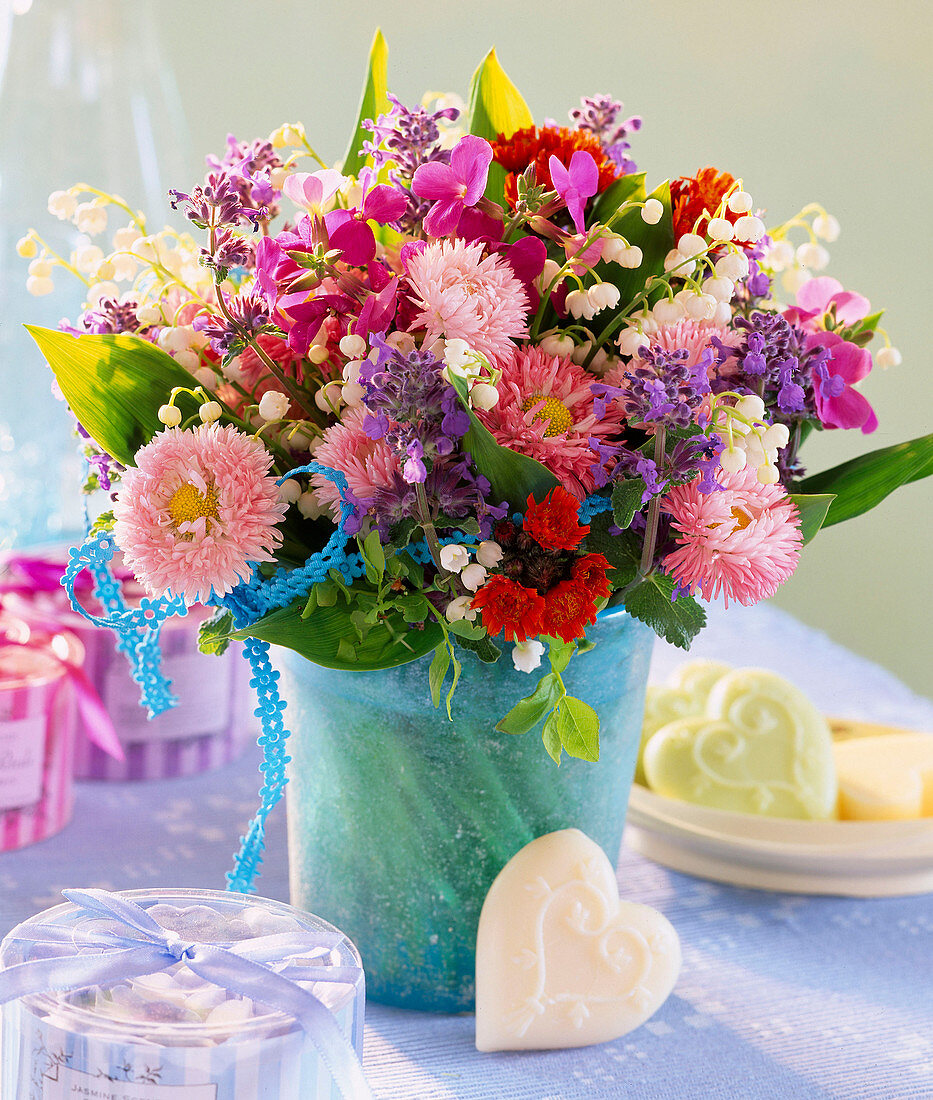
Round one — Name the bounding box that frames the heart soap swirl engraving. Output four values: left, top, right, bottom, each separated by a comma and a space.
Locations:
643, 668, 837, 818
636, 660, 733, 785
475, 829, 681, 1052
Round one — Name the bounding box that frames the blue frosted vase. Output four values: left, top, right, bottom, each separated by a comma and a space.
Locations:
278, 606, 654, 1013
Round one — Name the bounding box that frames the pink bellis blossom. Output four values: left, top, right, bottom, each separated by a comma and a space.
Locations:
309, 406, 401, 523
548, 150, 599, 234
662, 465, 802, 607
476, 343, 626, 497
783, 276, 871, 333
807, 330, 877, 433
411, 135, 493, 237
112, 425, 287, 604
404, 238, 529, 366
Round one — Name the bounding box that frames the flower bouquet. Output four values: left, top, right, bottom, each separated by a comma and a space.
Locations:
21, 35, 932, 1006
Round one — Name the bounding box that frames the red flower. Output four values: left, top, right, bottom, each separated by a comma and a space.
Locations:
491, 126, 621, 212
670, 167, 739, 241
524, 486, 589, 552
538, 553, 611, 642
471, 575, 545, 642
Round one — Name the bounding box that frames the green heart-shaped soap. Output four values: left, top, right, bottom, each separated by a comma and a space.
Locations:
642, 668, 837, 819
635, 661, 732, 786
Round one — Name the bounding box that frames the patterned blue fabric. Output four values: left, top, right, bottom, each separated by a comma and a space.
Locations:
27, 599, 930, 1097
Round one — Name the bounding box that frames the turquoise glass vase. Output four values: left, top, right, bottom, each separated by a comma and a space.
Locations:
278, 606, 654, 1013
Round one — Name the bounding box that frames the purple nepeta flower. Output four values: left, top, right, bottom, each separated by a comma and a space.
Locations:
713, 311, 811, 417
194, 293, 270, 356
371, 459, 507, 541
206, 134, 284, 217
85, 451, 123, 492
79, 297, 141, 335
619, 345, 713, 429
412, 135, 493, 237
569, 94, 642, 174
202, 227, 252, 274
359, 337, 471, 485
363, 94, 459, 233
169, 171, 265, 232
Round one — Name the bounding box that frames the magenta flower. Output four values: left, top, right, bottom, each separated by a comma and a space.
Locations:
548, 151, 599, 234
783, 276, 871, 333
807, 331, 877, 433
411, 135, 493, 237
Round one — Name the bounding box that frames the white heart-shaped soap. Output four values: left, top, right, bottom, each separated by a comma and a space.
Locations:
475, 829, 681, 1051
643, 667, 836, 818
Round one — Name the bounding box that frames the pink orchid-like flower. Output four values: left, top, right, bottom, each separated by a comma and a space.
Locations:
784, 276, 871, 333
548, 150, 599, 234
283, 169, 345, 214
411, 135, 493, 237
322, 185, 409, 267
807, 331, 877, 433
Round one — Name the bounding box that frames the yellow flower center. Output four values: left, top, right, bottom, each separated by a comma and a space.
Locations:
729, 506, 753, 531
167, 482, 219, 530
521, 393, 574, 437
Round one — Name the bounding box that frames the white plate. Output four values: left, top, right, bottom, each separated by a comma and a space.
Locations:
624, 784, 933, 897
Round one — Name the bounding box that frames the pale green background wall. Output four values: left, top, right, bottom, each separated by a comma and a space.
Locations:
17, 0, 933, 693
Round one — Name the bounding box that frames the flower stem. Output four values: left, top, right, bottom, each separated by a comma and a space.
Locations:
415, 481, 448, 576
639, 427, 666, 574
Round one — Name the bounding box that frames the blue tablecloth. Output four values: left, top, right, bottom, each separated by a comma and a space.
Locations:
1, 604, 931, 1099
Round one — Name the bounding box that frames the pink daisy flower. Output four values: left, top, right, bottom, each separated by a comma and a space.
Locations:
310, 406, 400, 519
476, 344, 626, 498
662, 466, 802, 607
113, 425, 286, 604
404, 239, 529, 366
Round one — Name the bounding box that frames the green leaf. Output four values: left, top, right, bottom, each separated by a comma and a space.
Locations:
788, 493, 835, 544
595, 179, 674, 316
589, 172, 647, 227
456, 633, 502, 663
228, 595, 443, 671
198, 609, 234, 656
541, 710, 563, 764
341, 29, 389, 177
466, 48, 533, 205
336, 637, 358, 664
611, 478, 647, 530
445, 649, 462, 719
553, 696, 600, 762
360, 529, 386, 583
449, 374, 557, 506
584, 512, 642, 588
429, 642, 451, 707
447, 618, 487, 641
624, 572, 706, 649
495, 671, 563, 735
26, 327, 204, 467
547, 636, 576, 676
796, 433, 933, 527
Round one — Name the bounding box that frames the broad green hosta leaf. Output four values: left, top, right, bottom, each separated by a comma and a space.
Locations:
228, 597, 443, 672
341, 29, 389, 177
594, 178, 674, 316
449, 375, 558, 507
788, 493, 835, 544
466, 48, 533, 205
797, 433, 933, 527
27, 326, 203, 467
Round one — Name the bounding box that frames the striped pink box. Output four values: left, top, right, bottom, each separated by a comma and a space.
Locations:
0, 630, 81, 852
1, 553, 257, 781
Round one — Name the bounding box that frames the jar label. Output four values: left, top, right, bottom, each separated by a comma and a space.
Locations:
41, 1066, 217, 1099
104, 650, 233, 743
0, 715, 44, 811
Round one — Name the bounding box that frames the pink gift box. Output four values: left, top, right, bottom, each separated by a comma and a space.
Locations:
0, 628, 82, 851
1, 552, 257, 781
